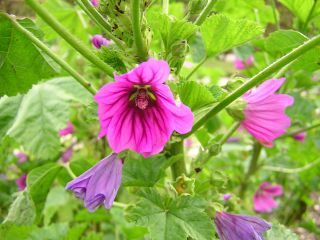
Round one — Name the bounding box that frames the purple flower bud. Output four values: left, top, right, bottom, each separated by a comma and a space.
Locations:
91, 35, 111, 49
14, 151, 28, 164
91, 0, 99, 7
65, 154, 123, 212
61, 147, 73, 163
16, 174, 27, 191
59, 122, 74, 137
223, 193, 232, 201
214, 212, 271, 240
292, 132, 306, 142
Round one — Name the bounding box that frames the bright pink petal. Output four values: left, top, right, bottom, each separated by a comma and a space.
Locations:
253, 194, 278, 213
260, 182, 283, 196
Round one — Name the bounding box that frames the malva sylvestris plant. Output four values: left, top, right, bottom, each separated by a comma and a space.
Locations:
1, 0, 320, 239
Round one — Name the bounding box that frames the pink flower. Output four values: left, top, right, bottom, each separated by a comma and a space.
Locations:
234, 56, 254, 70
254, 182, 283, 213
14, 151, 28, 164
61, 147, 73, 163
16, 174, 27, 191
293, 132, 306, 142
91, 35, 111, 49
59, 122, 74, 137
241, 78, 294, 147
223, 193, 232, 201
94, 59, 194, 157
91, 0, 99, 7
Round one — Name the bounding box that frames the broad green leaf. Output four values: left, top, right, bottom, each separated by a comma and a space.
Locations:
278, 0, 315, 22
201, 14, 263, 56
4, 191, 36, 225
99, 46, 127, 73
0, 15, 57, 96
2, 77, 92, 159
178, 81, 215, 111
0, 223, 35, 240
266, 223, 299, 240
264, 30, 308, 55
129, 189, 215, 240
27, 163, 63, 221
28, 223, 69, 240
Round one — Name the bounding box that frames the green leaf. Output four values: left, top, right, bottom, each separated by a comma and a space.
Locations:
266, 223, 299, 240
0, 223, 35, 240
1, 77, 92, 159
264, 30, 308, 55
129, 189, 215, 240
278, 0, 315, 22
123, 154, 177, 187
27, 163, 63, 221
201, 14, 263, 56
178, 81, 215, 111
4, 191, 36, 225
99, 46, 127, 73
28, 223, 69, 240
0, 15, 57, 96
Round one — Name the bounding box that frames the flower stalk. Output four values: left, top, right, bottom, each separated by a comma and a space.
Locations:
194, 0, 217, 26
170, 140, 187, 180
218, 122, 240, 145
131, 0, 148, 62
184, 34, 320, 137
185, 56, 208, 80
278, 122, 320, 139
25, 0, 115, 76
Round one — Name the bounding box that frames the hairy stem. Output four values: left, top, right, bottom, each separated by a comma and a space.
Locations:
239, 142, 262, 197
279, 122, 320, 139
263, 158, 320, 174
79, 0, 126, 50
185, 56, 207, 80
3, 14, 96, 94
131, 0, 148, 62
184, 34, 320, 137
25, 0, 115, 76
64, 163, 77, 179
170, 141, 186, 180
194, 0, 217, 26
218, 122, 240, 145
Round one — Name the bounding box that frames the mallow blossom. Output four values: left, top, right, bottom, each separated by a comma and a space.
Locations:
254, 182, 283, 213
14, 151, 28, 164
95, 59, 194, 157
91, 35, 111, 49
16, 174, 27, 191
65, 154, 122, 212
234, 56, 254, 70
91, 0, 99, 7
293, 132, 306, 142
214, 212, 271, 240
59, 122, 74, 137
241, 78, 294, 147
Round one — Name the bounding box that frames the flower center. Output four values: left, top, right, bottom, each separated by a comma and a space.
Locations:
129, 85, 156, 110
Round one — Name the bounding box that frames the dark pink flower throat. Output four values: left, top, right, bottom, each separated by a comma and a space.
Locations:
130, 85, 156, 110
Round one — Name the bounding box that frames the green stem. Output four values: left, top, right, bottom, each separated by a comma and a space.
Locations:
3, 13, 96, 95
239, 142, 262, 197
185, 56, 207, 80
302, 0, 318, 31
194, 0, 217, 26
183, 34, 320, 137
270, 0, 280, 30
163, 0, 169, 14
25, 0, 115, 76
131, 0, 148, 62
278, 122, 320, 139
170, 141, 186, 180
113, 201, 128, 208
263, 158, 320, 174
218, 122, 240, 145
64, 163, 77, 179
79, 0, 126, 50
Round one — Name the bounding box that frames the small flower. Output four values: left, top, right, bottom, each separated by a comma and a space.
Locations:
59, 122, 74, 137
16, 174, 27, 191
253, 182, 283, 213
94, 59, 194, 157
65, 154, 123, 212
241, 78, 294, 147
14, 151, 28, 164
61, 147, 73, 163
91, 35, 111, 49
226, 137, 240, 143
234, 56, 254, 70
91, 0, 99, 7
214, 211, 271, 240
223, 193, 232, 201
292, 132, 306, 142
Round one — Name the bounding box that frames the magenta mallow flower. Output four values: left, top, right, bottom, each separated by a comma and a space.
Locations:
59, 122, 74, 137
16, 174, 27, 191
214, 212, 271, 240
253, 182, 283, 213
234, 56, 254, 70
65, 154, 123, 212
14, 151, 28, 164
94, 59, 194, 157
293, 132, 306, 142
91, 0, 99, 7
241, 78, 294, 147
91, 35, 111, 49
223, 193, 232, 201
